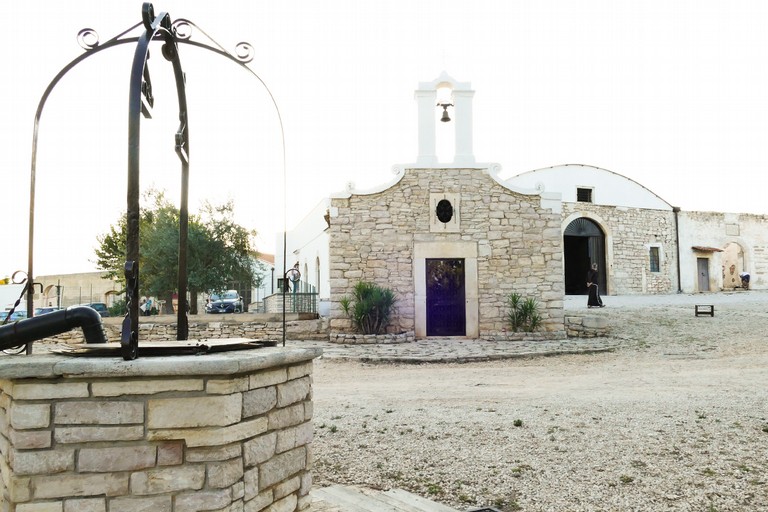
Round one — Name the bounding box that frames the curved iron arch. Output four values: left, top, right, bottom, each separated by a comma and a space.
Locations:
564, 217, 604, 237
563, 217, 607, 295
25, 3, 287, 359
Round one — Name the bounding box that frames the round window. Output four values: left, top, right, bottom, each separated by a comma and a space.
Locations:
435, 199, 453, 223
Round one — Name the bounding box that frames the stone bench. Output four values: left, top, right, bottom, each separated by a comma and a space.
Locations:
694, 304, 715, 317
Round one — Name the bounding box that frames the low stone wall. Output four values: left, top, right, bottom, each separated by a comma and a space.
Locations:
37, 314, 604, 349
564, 315, 610, 338
329, 332, 416, 344
329, 330, 586, 343
43, 315, 330, 344
480, 330, 569, 341
0, 347, 322, 511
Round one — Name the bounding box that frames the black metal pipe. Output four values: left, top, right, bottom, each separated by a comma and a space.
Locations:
0, 306, 107, 351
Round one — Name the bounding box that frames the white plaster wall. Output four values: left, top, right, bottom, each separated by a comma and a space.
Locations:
506, 164, 673, 211
250, 256, 275, 306
677, 211, 768, 292
0, 284, 27, 313
277, 198, 331, 314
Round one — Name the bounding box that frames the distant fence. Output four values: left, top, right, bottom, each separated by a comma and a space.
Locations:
261, 281, 318, 314
30, 288, 122, 311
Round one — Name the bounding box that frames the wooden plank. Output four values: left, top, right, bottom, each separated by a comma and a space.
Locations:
382, 489, 458, 512
312, 485, 459, 512
364, 490, 452, 512
312, 486, 381, 512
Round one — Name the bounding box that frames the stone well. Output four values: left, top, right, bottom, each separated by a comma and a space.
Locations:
0, 346, 321, 511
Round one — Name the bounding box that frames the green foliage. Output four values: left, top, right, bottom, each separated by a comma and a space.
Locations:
108, 297, 127, 317
95, 189, 261, 313
507, 293, 542, 332
340, 281, 396, 334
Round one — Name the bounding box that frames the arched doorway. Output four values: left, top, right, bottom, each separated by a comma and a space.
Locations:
722, 242, 746, 290
564, 218, 606, 295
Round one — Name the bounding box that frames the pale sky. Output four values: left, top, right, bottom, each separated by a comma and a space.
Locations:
2, 1, 768, 277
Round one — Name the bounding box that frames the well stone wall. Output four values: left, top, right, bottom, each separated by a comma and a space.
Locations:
0, 348, 321, 511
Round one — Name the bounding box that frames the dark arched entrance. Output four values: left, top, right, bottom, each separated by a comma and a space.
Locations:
564, 218, 606, 295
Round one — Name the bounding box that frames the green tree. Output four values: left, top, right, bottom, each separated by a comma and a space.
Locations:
95, 190, 263, 314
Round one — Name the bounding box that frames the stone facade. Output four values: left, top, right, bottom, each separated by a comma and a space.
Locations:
561, 203, 678, 295
329, 167, 565, 339
678, 210, 768, 292
40, 315, 330, 344
0, 348, 321, 511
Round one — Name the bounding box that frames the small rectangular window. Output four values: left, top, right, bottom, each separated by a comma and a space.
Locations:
576, 187, 593, 203
649, 247, 660, 272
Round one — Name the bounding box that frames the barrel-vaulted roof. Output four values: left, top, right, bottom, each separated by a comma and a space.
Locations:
505, 164, 673, 211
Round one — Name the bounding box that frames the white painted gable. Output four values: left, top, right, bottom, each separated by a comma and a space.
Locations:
505, 164, 673, 211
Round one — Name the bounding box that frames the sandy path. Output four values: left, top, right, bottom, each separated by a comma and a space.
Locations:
312, 292, 768, 511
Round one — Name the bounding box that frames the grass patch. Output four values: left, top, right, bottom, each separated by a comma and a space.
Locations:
426, 483, 443, 495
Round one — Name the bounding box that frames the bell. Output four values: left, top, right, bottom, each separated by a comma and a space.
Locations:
440, 106, 451, 122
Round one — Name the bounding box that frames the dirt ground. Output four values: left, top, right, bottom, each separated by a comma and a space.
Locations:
311, 291, 768, 511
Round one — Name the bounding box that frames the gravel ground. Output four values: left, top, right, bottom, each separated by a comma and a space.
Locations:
311, 291, 768, 512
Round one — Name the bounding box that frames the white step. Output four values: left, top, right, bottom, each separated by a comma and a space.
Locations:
312, 485, 459, 512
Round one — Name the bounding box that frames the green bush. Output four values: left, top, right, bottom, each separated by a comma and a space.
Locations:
507, 293, 542, 333
340, 282, 396, 334
108, 298, 127, 317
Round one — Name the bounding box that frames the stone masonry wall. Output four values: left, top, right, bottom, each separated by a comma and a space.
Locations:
42, 316, 330, 344
563, 204, 678, 294
564, 314, 609, 338
0, 350, 319, 511
678, 210, 768, 291
330, 167, 565, 337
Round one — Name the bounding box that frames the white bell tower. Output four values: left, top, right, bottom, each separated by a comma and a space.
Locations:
415, 71, 475, 166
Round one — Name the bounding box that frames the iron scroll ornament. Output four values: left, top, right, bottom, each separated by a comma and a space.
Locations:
25, 3, 287, 359
122, 3, 191, 360
281, 267, 301, 347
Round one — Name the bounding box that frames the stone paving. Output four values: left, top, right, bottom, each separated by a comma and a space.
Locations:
285, 291, 766, 364
286, 336, 620, 364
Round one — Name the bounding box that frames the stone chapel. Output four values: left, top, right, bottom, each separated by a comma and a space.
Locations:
326, 72, 566, 339
279, 72, 768, 340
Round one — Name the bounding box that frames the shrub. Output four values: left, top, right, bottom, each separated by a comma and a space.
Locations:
340, 281, 396, 334
108, 298, 127, 317
507, 293, 542, 332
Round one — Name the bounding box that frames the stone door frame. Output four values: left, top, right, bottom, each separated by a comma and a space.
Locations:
414, 242, 479, 338
562, 212, 614, 296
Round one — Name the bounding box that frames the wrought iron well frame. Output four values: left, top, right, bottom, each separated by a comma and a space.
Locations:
25, 2, 285, 360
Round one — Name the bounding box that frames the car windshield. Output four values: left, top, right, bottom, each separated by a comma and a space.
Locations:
222, 291, 239, 299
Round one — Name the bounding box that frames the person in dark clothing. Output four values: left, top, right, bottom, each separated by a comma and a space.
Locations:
587, 263, 604, 308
